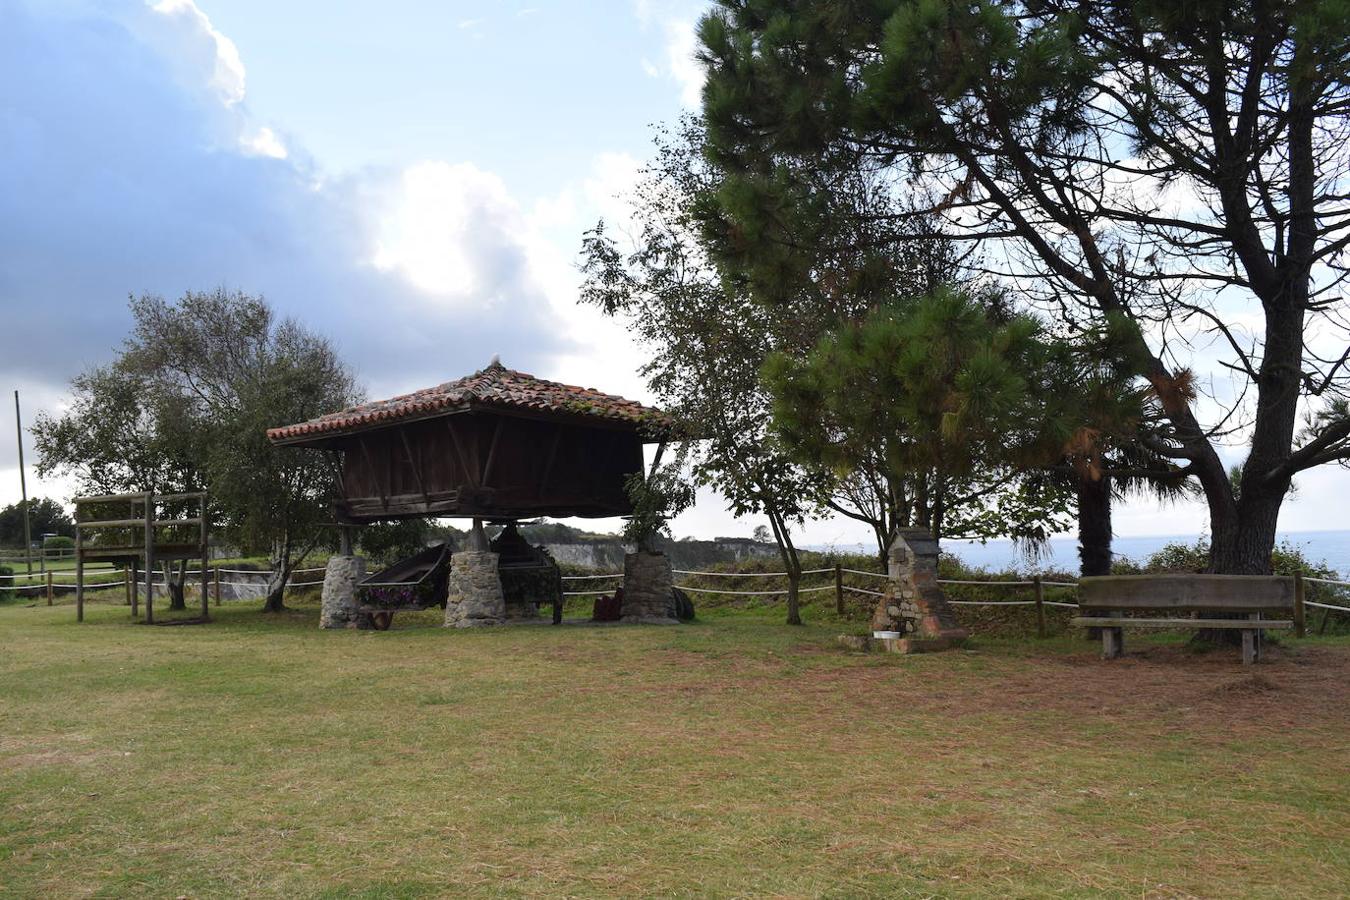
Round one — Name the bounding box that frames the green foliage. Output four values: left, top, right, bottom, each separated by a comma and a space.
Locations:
580, 116, 832, 581
0, 564, 11, 601
0, 498, 75, 546
359, 520, 433, 566
765, 288, 1074, 543
622, 461, 697, 550
42, 535, 75, 552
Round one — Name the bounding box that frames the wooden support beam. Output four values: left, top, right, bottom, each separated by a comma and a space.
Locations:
357, 438, 389, 513
481, 418, 503, 487
447, 420, 478, 488
400, 429, 431, 504
536, 426, 562, 498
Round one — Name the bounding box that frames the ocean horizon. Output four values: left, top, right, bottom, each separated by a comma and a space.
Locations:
810, 529, 1350, 579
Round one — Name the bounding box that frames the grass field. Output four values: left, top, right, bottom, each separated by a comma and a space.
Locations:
2, 594, 1348, 898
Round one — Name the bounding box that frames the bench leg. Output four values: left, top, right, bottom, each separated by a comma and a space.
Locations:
1241, 629, 1256, 665
1102, 627, 1124, 660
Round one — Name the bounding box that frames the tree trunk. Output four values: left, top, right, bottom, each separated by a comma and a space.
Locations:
1076, 473, 1111, 640
1076, 474, 1112, 577
766, 508, 804, 626
165, 560, 187, 611
785, 571, 802, 626
1197, 485, 1286, 644
263, 537, 290, 613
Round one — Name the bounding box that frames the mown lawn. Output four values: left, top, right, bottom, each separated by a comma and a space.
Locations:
2, 595, 1347, 898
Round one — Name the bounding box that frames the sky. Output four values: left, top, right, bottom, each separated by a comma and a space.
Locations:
2, 0, 1347, 553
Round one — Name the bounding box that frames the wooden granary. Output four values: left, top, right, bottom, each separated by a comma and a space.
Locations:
267, 360, 672, 523
268, 361, 677, 628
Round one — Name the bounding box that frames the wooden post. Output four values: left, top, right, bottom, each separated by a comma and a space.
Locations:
75, 507, 84, 623
1033, 575, 1046, 638
46, 570, 53, 607
144, 493, 155, 625
1293, 572, 1306, 639
834, 564, 844, 615
200, 493, 209, 620
214, 566, 221, 607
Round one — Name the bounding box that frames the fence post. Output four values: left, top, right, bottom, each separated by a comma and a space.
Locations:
834, 564, 844, 615
1033, 575, 1046, 638
1293, 572, 1306, 639
46, 570, 53, 606
214, 566, 221, 607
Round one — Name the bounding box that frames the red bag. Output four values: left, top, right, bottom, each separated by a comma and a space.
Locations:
593, 588, 623, 622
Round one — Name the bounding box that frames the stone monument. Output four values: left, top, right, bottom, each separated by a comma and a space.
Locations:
866, 528, 968, 652
619, 550, 678, 624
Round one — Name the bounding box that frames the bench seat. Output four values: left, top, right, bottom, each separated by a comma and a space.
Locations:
1070, 617, 1292, 630
1077, 575, 1298, 665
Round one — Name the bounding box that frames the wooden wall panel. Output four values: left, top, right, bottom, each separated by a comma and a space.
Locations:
335, 411, 645, 521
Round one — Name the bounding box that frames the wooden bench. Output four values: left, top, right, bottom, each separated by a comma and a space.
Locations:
1072, 574, 1300, 665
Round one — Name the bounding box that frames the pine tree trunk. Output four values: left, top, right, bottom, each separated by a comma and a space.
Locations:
1197, 486, 1285, 644
1076, 474, 1112, 640
1076, 474, 1112, 577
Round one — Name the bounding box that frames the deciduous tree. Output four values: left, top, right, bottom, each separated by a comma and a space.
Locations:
35, 290, 359, 611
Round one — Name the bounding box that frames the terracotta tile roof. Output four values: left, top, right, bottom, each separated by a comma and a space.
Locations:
268, 361, 671, 444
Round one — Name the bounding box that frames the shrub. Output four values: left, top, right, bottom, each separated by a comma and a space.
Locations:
0, 564, 12, 601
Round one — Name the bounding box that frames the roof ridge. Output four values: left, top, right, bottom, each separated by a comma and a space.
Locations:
266, 363, 670, 444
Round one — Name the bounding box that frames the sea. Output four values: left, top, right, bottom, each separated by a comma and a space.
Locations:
813, 530, 1350, 579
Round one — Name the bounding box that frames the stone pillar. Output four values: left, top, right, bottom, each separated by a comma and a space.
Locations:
619, 550, 678, 624
870, 528, 967, 651
443, 550, 506, 628
319, 555, 367, 629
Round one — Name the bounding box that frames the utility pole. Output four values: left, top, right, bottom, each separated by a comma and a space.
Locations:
15, 391, 33, 576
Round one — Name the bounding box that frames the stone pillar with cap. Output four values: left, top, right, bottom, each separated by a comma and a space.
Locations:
870, 527, 968, 651
619, 549, 678, 624
444, 518, 507, 627
319, 551, 367, 629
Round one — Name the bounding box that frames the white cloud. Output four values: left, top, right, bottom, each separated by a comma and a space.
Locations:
371, 161, 535, 306
0, 0, 570, 486
240, 125, 287, 159
663, 18, 704, 107
631, 2, 707, 106
147, 0, 246, 106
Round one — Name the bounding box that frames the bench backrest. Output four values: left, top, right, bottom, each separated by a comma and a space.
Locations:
1078, 574, 1294, 613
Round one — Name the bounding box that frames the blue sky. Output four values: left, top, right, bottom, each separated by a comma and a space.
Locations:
2, 0, 1347, 555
